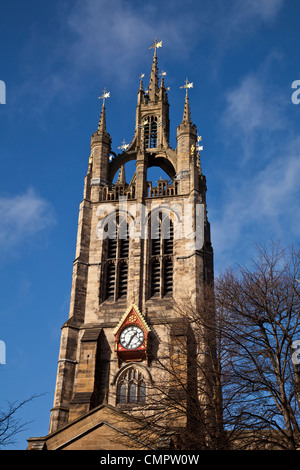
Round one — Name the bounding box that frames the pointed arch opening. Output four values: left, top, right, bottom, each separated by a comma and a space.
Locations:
146, 155, 177, 199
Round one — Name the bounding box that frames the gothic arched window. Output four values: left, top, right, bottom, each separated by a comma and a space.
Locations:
116, 368, 146, 405
104, 216, 129, 301
144, 116, 158, 149
149, 213, 174, 298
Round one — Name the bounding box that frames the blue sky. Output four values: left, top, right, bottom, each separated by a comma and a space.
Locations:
1, 0, 300, 449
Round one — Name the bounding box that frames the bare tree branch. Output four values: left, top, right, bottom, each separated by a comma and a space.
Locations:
0, 394, 42, 447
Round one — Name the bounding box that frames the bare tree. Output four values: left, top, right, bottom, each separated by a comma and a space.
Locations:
0, 395, 40, 448
110, 242, 300, 450
215, 241, 300, 449
110, 288, 226, 450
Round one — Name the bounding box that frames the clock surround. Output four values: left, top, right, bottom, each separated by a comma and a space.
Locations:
114, 304, 151, 364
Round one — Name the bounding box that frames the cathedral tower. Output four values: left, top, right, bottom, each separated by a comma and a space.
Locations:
27, 40, 214, 451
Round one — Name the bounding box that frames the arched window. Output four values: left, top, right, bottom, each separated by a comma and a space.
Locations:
117, 368, 147, 405
144, 116, 158, 149
104, 216, 129, 301
149, 213, 174, 298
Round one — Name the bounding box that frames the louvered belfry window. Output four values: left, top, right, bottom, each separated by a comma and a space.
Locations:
151, 260, 160, 297
105, 217, 129, 301
144, 116, 158, 149
106, 263, 116, 299
118, 262, 128, 298
163, 259, 173, 295
149, 213, 174, 298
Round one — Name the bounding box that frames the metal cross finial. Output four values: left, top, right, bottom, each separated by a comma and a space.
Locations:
139, 73, 145, 81
98, 87, 110, 105
160, 70, 167, 77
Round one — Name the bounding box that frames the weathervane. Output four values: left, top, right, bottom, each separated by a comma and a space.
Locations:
118, 139, 129, 151
159, 70, 170, 92
197, 135, 203, 152
180, 78, 193, 95
98, 87, 110, 105
139, 73, 145, 80
149, 38, 162, 54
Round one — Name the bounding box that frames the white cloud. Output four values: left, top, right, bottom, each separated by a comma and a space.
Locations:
224, 75, 283, 135
243, 0, 284, 22
208, 0, 284, 65
0, 188, 55, 249
10, 0, 285, 118
220, 54, 287, 163
211, 137, 300, 271
223, 0, 284, 34
66, 0, 199, 84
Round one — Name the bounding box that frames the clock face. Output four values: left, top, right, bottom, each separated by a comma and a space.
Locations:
119, 325, 145, 350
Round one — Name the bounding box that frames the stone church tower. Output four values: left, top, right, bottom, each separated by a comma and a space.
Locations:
27, 41, 214, 450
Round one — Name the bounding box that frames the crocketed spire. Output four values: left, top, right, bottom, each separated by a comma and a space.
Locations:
148, 45, 159, 102
97, 101, 107, 134
182, 91, 192, 124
